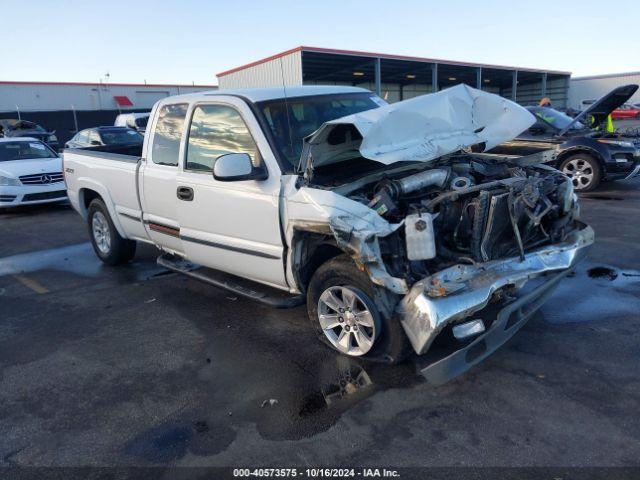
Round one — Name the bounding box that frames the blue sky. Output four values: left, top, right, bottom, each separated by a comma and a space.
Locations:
2, 0, 639, 84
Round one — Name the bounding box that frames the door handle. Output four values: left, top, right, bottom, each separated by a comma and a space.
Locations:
177, 186, 194, 201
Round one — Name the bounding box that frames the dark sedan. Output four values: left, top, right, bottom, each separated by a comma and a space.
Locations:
0, 119, 59, 151
490, 84, 640, 191
65, 126, 143, 150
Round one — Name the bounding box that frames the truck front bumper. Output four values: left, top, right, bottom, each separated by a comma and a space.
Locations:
397, 224, 594, 383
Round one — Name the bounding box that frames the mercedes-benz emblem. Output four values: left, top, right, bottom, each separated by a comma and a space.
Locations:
40, 174, 52, 184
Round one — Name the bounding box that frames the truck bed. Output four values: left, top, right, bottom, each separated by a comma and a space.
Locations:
63, 146, 147, 242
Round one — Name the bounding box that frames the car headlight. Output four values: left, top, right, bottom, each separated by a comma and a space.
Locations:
597, 139, 634, 148
0, 175, 21, 186
48, 134, 58, 142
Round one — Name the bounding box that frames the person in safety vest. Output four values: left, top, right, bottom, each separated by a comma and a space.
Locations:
539, 97, 552, 107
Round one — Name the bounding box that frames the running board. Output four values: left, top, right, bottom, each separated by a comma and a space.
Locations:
157, 253, 304, 309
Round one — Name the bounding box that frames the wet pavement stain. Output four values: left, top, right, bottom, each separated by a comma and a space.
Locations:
0, 242, 167, 282
588, 266, 618, 281
124, 420, 236, 463
124, 423, 193, 463
542, 261, 640, 324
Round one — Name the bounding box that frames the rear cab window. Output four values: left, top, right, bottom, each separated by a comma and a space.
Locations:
150, 103, 189, 166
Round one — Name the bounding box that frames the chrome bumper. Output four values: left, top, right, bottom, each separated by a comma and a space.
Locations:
397, 224, 595, 356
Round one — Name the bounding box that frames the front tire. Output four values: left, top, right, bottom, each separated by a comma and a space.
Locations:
560, 153, 601, 192
306, 255, 409, 363
87, 198, 136, 265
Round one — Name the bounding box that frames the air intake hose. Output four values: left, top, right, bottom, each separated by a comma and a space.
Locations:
379, 168, 449, 199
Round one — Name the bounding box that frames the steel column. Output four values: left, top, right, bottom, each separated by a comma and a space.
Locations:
432, 64, 438, 92
374, 57, 382, 96
477, 67, 482, 89
541, 72, 547, 98
512, 70, 518, 102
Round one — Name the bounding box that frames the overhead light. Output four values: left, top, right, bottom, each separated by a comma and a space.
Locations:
406, 74, 416, 79
484, 79, 491, 83
448, 77, 457, 81
353, 72, 365, 76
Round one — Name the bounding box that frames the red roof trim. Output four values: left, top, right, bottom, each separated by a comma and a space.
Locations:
114, 95, 133, 106
216, 45, 571, 77
0, 80, 217, 88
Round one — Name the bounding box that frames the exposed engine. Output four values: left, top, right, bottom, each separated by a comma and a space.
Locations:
345, 154, 578, 284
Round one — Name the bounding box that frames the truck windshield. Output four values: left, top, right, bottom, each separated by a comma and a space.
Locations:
257, 93, 385, 170
529, 106, 585, 131
0, 141, 57, 161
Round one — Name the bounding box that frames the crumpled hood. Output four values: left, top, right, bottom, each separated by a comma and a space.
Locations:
300, 84, 535, 172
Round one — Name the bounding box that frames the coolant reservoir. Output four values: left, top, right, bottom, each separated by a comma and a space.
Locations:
405, 213, 436, 260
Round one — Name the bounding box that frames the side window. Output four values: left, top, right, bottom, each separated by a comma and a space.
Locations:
88, 130, 101, 144
151, 103, 188, 166
77, 130, 89, 143
186, 104, 260, 172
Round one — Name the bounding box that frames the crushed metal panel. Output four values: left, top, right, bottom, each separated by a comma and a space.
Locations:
397, 225, 594, 354
302, 84, 536, 171
282, 177, 407, 294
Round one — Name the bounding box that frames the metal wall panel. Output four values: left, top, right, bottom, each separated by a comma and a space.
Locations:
218, 51, 303, 89
569, 73, 640, 109
0, 83, 215, 113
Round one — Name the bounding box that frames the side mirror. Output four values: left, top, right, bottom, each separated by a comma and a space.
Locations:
528, 125, 545, 135
213, 153, 267, 182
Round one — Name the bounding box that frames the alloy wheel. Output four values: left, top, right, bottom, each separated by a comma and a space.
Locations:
92, 211, 112, 254
562, 158, 594, 190
317, 286, 377, 356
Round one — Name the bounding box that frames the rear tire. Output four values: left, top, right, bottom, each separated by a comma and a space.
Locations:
306, 255, 409, 363
87, 198, 136, 265
559, 153, 601, 192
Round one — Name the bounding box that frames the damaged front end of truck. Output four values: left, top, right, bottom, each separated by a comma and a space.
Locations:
286, 85, 594, 383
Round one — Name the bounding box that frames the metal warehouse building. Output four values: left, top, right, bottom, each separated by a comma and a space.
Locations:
217, 46, 570, 107
568, 72, 640, 110
0, 81, 216, 146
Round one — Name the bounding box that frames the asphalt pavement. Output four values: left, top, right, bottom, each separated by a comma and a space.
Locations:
1, 179, 639, 476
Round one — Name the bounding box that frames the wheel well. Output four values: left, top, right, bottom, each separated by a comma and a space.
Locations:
292, 230, 343, 292
81, 188, 103, 212
557, 149, 603, 170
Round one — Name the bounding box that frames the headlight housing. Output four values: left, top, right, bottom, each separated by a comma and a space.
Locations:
597, 139, 634, 148
0, 175, 21, 186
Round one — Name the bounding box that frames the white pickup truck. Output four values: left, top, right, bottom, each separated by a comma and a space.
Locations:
63, 85, 594, 384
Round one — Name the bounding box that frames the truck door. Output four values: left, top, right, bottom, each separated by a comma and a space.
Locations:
139, 102, 189, 253
175, 100, 287, 289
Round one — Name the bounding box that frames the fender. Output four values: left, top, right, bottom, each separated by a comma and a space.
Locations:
77, 178, 128, 239
557, 137, 610, 166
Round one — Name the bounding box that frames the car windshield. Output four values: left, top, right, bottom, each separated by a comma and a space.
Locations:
99, 129, 143, 145
257, 93, 385, 170
529, 106, 585, 131
0, 141, 57, 161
